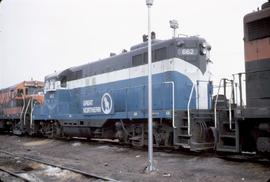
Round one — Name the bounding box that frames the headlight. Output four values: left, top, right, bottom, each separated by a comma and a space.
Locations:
202, 42, 207, 48
200, 42, 207, 55
201, 49, 207, 55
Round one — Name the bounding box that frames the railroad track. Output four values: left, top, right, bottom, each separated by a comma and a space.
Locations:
87, 138, 270, 164
1, 133, 269, 168
216, 153, 270, 165
0, 167, 31, 182
0, 149, 120, 182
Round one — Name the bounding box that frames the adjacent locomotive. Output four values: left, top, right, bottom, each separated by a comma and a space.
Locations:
0, 81, 44, 133
241, 0, 270, 153
31, 35, 214, 150
215, 1, 270, 154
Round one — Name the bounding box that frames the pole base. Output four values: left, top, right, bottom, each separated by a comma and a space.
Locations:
144, 160, 157, 174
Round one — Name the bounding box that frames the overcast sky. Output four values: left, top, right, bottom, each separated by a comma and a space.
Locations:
0, 0, 266, 89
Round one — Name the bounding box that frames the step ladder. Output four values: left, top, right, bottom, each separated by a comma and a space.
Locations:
214, 78, 240, 153
216, 110, 239, 152
173, 110, 215, 151
173, 81, 215, 151
173, 83, 195, 149
173, 111, 191, 149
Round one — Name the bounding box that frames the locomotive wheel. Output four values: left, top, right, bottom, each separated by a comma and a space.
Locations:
130, 124, 144, 147
153, 125, 172, 147
51, 121, 62, 138
256, 137, 270, 153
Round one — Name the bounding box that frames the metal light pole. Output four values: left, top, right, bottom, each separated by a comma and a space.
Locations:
146, 0, 154, 172
169, 19, 179, 38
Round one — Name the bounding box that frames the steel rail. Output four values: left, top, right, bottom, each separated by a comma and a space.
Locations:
0, 150, 120, 182
0, 167, 31, 182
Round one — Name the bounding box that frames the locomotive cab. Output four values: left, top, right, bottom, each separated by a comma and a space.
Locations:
174, 37, 213, 110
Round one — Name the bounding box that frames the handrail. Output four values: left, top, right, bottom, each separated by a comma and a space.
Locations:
228, 93, 232, 130
235, 82, 238, 106
194, 80, 211, 110
164, 81, 175, 128
187, 83, 195, 136
30, 90, 39, 129
228, 80, 235, 130
30, 98, 36, 129
214, 78, 235, 129
20, 93, 25, 124
23, 99, 31, 126
214, 79, 223, 128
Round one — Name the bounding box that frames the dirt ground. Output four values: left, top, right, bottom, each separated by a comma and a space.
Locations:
0, 134, 269, 182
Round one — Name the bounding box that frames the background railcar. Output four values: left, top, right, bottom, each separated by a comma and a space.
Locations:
241, 0, 270, 153
33, 35, 214, 150
0, 81, 44, 133
216, 1, 270, 154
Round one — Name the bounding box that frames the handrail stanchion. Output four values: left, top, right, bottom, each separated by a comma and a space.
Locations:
214, 79, 223, 128
164, 82, 175, 128
187, 84, 195, 136
228, 96, 232, 130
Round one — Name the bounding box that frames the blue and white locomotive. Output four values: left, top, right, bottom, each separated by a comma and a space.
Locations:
33, 34, 214, 150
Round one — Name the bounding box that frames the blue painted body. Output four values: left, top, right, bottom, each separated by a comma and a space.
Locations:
33, 71, 212, 122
